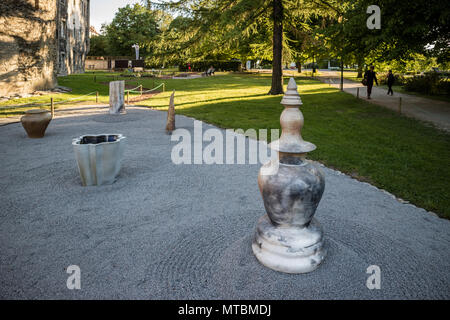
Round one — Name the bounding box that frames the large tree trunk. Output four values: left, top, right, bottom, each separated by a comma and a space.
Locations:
357, 55, 364, 78
268, 0, 284, 95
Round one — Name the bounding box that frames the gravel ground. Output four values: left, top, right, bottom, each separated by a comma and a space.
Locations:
0, 108, 449, 299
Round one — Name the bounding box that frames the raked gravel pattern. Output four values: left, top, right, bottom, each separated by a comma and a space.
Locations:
0, 108, 449, 299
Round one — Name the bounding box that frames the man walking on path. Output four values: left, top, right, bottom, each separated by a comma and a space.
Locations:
364, 66, 378, 99
387, 70, 395, 96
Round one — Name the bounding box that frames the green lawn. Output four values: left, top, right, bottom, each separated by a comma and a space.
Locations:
2, 72, 449, 218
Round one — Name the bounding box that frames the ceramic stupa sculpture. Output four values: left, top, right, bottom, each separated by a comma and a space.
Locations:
252, 78, 326, 273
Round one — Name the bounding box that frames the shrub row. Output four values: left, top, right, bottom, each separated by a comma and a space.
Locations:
403, 72, 450, 96
179, 61, 241, 72
378, 72, 406, 86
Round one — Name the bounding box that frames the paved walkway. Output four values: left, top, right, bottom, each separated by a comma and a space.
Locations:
317, 70, 450, 132
0, 108, 449, 299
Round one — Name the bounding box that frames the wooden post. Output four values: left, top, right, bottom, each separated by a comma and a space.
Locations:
357, 87, 359, 99
163, 83, 165, 92
127, 91, 129, 104
51, 98, 54, 118
140, 85, 143, 96
398, 97, 402, 114
96, 91, 99, 103
166, 90, 176, 134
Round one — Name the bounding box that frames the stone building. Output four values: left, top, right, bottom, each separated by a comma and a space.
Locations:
0, 0, 90, 97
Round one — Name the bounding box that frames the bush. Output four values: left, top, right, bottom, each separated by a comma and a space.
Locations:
179, 60, 241, 72
378, 72, 406, 86
403, 72, 449, 95
259, 62, 272, 69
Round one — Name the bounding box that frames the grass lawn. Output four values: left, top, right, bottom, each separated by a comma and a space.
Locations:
1, 72, 449, 218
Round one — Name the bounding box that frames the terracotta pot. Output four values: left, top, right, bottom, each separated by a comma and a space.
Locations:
20, 109, 52, 138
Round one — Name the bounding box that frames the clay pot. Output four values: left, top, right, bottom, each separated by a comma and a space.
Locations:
20, 109, 52, 138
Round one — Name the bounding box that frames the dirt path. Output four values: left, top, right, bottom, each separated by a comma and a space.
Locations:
317, 70, 450, 132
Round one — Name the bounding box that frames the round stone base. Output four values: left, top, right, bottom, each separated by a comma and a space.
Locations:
252, 214, 326, 274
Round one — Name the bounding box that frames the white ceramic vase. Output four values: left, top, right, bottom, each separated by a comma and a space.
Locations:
72, 134, 126, 186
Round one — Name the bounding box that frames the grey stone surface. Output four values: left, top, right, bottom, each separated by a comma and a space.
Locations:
109, 81, 125, 115
0, 108, 449, 299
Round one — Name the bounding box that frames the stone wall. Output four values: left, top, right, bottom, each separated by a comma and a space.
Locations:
0, 0, 90, 97
85, 59, 109, 70
0, 0, 58, 96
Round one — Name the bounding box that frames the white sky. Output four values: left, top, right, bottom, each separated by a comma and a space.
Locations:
90, 0, 142, 32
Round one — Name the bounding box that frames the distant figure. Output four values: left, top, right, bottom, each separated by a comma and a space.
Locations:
206, 66, 215, 76
387, 70, 395, 96
364, 66, 378, 99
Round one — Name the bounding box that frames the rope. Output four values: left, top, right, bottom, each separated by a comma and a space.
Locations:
0, 102, 51, 110
53, 92, 97, 105
1, 82, 164, 111
124, 85, 142, 93
0, 91, 97, 110
127, 83, 164, 94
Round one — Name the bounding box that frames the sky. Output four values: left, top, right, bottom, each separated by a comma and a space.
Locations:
90, 0, 141, 33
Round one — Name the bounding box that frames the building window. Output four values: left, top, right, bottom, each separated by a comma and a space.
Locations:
61, 21, 66, 39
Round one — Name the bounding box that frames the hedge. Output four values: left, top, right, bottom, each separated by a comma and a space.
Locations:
179, 61, 241, 72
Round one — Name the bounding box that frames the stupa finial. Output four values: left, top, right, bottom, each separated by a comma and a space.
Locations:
269, 77, 316, 154
280, 77, 302, 106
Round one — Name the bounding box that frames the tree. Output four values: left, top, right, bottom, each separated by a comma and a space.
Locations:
150, 0, 337, 94
88, 34, 108, 56
321, 0, 450, 72
104, 4, 160, 57
269, 0, 284, 94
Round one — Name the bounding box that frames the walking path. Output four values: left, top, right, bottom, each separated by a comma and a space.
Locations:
317, 70, 450, 132
0, 108, 448, 299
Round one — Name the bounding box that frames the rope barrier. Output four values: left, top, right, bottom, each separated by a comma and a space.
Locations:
53, 92, 97, 105
127, 83, 164, 94
0, 91, 98, 111
124, 85, 142, 93
1, 81, 165, 111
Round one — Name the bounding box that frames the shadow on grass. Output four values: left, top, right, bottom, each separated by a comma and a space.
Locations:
172, 90, 450, 218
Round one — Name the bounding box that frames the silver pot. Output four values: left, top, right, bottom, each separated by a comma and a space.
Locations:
72, 134, 126, 186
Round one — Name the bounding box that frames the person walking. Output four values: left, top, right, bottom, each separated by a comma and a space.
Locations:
387, 70, 395, 96
363, 66, 378, 99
